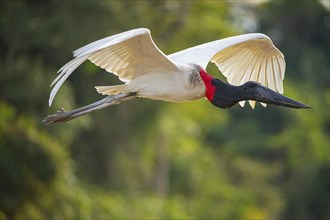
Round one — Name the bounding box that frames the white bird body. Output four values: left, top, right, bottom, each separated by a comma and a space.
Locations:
97, 63, 205, 103
44, 28, 308, 124
49, 28, 285, 108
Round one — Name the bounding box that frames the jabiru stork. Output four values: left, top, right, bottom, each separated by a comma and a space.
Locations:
43, 28, 309, 124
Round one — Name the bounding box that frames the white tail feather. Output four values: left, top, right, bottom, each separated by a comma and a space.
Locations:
95, 85, 128, 95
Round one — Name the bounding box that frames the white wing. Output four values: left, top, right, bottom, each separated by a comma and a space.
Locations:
49, 28, 178, 106
168, 33, 285, 108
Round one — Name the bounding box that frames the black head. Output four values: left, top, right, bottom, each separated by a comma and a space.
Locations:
210, 79, 310, 109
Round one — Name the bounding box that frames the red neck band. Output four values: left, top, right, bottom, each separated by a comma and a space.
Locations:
199, 69, 216, 101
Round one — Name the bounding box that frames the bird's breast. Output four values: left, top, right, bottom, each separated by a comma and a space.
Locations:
127, 67, 206, 103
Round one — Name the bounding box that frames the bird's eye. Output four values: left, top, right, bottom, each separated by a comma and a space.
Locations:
245, 82, 256, 88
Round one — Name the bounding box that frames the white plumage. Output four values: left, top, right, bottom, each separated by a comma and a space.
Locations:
49, 28, 285, 109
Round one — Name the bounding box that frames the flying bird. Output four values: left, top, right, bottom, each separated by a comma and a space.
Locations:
43, 28, 309, 124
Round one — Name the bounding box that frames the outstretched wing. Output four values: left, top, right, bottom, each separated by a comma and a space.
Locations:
49, 28, 178, 106
168, 33, 285, 108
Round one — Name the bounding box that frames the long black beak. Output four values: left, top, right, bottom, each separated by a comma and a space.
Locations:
254, 85, 311, 109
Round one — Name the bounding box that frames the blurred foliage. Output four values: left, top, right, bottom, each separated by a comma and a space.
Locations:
0, 0, 329, 219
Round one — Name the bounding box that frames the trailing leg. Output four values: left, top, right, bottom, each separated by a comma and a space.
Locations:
43, 93, 137, 125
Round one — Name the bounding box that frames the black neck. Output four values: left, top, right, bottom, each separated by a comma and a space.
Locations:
210, 79, 245, 108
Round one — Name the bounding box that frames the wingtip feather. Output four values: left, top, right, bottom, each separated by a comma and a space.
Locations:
249, 100, 256, 109
239, 101, 245, 107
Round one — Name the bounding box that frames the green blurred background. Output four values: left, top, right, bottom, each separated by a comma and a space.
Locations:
1, 0, 329, 219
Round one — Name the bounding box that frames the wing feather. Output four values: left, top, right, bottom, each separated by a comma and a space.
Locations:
273, 59, 284, 93
258, 58, 267, 87
49, 28, 178, 106
228, 48, 255, 84
258, 58, 268, 108
236, 48, 260, 85
237, 48, 261, 85
267, 58, 276, 91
